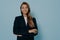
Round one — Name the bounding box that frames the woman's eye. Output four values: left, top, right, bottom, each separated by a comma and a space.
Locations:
22, 7, 24, 9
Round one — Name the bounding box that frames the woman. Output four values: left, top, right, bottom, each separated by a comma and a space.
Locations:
13, 2, 38, 40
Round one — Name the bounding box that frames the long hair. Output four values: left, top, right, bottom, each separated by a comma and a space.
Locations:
20, 2, 35, 28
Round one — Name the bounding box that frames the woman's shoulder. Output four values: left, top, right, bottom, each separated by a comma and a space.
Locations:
32, 17, 36, 20
14, 15, 22, 20
15, 15, 22, 18
32, 17, 37, 22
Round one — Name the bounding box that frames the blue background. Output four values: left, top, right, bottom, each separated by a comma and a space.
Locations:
0, 0, 60, 40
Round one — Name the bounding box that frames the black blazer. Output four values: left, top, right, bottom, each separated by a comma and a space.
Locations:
13, 15, 38, 37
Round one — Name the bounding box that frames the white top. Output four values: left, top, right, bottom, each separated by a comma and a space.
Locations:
24, 16, 27, 25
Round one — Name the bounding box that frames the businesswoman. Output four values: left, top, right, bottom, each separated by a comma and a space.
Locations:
13, 2, 38, 40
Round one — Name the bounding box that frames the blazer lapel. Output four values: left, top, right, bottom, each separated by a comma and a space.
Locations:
21, 15, 27, 26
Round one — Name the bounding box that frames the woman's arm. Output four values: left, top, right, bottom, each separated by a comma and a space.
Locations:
28, 18, 38, 36
13, 17, 23, 37
29, 29, 38, 34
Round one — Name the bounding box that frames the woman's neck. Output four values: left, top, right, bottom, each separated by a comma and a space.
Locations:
23, 14, 27, 17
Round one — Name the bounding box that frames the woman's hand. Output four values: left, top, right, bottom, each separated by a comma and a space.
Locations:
14, 34, 22, 37
28, 29, 38, 34
32, 29, 38, 34
17, 35, 22, 37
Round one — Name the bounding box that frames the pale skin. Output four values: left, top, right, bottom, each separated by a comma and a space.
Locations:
14, 4, 38, 37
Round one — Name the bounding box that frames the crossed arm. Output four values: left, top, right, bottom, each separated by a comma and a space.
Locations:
14, 29, 38, 37
13, 17, 38, 37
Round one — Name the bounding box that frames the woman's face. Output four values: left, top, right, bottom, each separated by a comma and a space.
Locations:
21, 4, 28, 15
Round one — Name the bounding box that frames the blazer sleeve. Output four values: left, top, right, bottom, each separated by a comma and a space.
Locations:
13, 17, 20, 35
28, 18, 38, 36
13, 16, 29, 35
33, 18, 38, 36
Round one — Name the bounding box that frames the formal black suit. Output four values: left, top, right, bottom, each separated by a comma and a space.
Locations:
13, 15, 38, 40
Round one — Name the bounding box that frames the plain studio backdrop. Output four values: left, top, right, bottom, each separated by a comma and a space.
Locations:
0, 0, 60, 40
